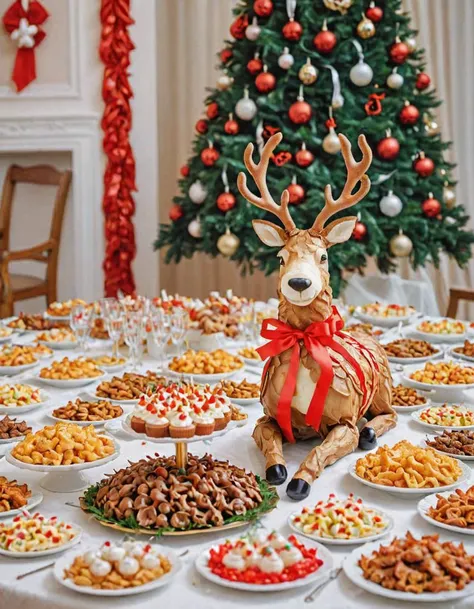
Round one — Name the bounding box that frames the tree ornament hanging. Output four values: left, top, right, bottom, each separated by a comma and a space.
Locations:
424, 115, 440, 136
295, 142, 314, 167
405, 36, 417, 53
326, 64, 344, 108
322, 115, 341, 154
188, 217, 202, 238
245, 16, 261, 41
224, 113, 239, 135
399, 100, 420, 125
352, 221, 367, 240
389, 37, 410, 64
189, 180, 207, 204
288, 86, 312, 124
220, 48, 232, 63
201, 142, 220, 167
272, 150, 292, 166
180, 165, 189, 177
282, 18, 303, 41
287, 176, 305, 204
323, 0, 353, 14
413, 152, 435, 177
377, 130, 400, 160
366, 2, 383, 22
169, 204, 183, 221
247, 53, 263, 75
253, 0, 273, 17
416, 72, 431, 90
390, 232, 413, 257
195, 119, 208, 134
278, 47, 294, 70
357, 13, 376, 39
217, 228, 240, 256
217, 190, 236, 212
206, 102, 219, 119
314, 20, 337, 54
379, 191, 403, 217
235, 87, 257, 121
443, 183, 456, 209
255, 65, 276, 93
229, 13, 248, 39
364, 92, 385, 116
422, 193, 441, 218
298, 58, 318, 85
350, 58, 373, 87
216, 73, 233, 91
386, 67, 404, 89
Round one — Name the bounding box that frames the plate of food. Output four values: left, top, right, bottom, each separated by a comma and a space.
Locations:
424, 429, 474, 461
402, 361, 474, 396
0, 513, 81, 557
92, 371, 167, 404
418, 484, 474, 535
35, 357, 105, 388
4, 313, 69, 334
0, 384, 50, 413
0, 326, 13, 344
55, 540, 181, 596
448, 340, 474, 363
355, 303, 417, 328
382, 338, 442, 365
344, 323, 385, 339
49, 398, 124, 427
343, 532, 474, 602
350, 440, 470, 496
86, 354, 127, 372
218, 378, 261, 406
45, 298, 87, 320
238, 347, 264, 367
36, 327, 77, 350
0, 415, 31, 443
167, 349, 244, 383
412, 404, 474, 431
0, 477, 43, 517
0, 345, 39, 375
413, 318, 467, 343
288, 493, 392, 546
195, 530, 332, 592
391, 385, 432, 413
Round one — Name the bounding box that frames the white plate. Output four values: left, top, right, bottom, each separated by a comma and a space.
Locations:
421, 437, 474, 461
411, 406, 474, 431
37, 339, 77, 350
343, 537, 474, 602
195, 534, 333, 592
384, 347, 443, 366
47, 406, 124, 427
229, 396, 261, 406
348, 459, 471, 497
392, 398, 431, 413
88, 357, 128, 373
0, 361, 38, 376
0, 526, 82, 558
0, 435, 24, 445
417, 485, 474, 535
447, 344, 474, 363
411, 319, 467, 343
240, 356, 264, 368
0, 331, 14, 344
88, 389, 140, 406
402, 362, 474, 393
0, 490, 43, 517
44, 312, 72, 321
0, 389, 51, 414
288, 510, 393, 546
2, 318, 39, 335
355, 307, 417, 328
166, 367, 243, 383
54, 546, 181, 596
34, 371, 106, 389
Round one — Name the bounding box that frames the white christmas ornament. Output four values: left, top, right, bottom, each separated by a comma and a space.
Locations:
216, 74, 233, 91
245, 17, 261, 41
379, 191, 403, 217
235, 88, 257, 121
349, 59, 373, 87
323, 127, 341, 154
278, 47, 294, 70
11, 17, 38, 48
387, 68, 404, 89
189, 180, 207, 204
188, 218, 202, 238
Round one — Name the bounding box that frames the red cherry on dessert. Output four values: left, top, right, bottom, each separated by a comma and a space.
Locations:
247, 57, 263, 75
206, 102, 219, 119
377, 136, 400, 160
195, 119, 208, 134
282, 19, 303, 41
416, 72, 431, 90
287, 182, 305, 204
169, 204, 183, 221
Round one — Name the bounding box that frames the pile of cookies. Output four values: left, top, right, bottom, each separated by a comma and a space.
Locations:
52, 399, 123, 423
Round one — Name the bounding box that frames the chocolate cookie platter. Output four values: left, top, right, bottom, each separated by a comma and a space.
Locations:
81, 453, 278, 537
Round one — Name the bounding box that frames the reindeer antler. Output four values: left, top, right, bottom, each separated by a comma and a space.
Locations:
237, 133, 296, 232
311, 134, 372, 232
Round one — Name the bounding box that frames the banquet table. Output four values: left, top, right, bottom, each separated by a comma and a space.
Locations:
0, 330, 474, 609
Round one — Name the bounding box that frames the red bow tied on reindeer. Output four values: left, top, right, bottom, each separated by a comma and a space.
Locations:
2, 0, 49, 92
237, 132, 397, 501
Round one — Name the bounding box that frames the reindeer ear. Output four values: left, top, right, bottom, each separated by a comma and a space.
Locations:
252, 220, 287, 247
322, 216, 357, 246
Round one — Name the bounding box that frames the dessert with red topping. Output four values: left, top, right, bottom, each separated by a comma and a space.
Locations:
0, 513, 78, 553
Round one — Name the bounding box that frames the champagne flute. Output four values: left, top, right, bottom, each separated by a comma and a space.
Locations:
123, 311, 144, 370
101, 299, 124, 359
169, 308, 188, 357
149, 307, 171, 373
70, 303, 94, 354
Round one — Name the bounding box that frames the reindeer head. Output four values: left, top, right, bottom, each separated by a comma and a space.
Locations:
237, 132, 372, 308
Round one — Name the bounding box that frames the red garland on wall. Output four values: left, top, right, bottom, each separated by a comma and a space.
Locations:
99, 0, 137, 296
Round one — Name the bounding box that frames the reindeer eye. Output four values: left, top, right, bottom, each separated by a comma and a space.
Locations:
320, 254, 327, 262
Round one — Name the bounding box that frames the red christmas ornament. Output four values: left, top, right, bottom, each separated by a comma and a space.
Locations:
272, 151, 292, 166
229, 14, 248, 39
389, 40, 410, 64
247, 56, 263, 75
282, 19, 303, 41
220, 48, 233, 63
224, 118, 239, 135
180, 165, 189, 177
352, 222, 367, 241
416, 72, 431, 90
169, 204, 183, 221
217, 191, 236, 212
399, 102, 420, 126
201, 145, 220, 167
377, 136, 400, 161
422, 195, 441, 217
313, 22, 337, 54
195, 119, 208, 134
253, 0, 273, 17
366, 4, 383, 22
288, 99, 312, 124
413, 153, 435, 177
287, 182, 305, 205
255, 69, 276, 93
206, 102, 219, 119
295, 144, 314, 167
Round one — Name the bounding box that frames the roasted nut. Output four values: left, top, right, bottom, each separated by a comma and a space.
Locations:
219, 378, 260, 399
238, 347, 261, 361
0, 415, 31, 439
52, 399, 123, 422
392, 385, 427, 407
454, 340, 474, 358
96, 371, 166, 400
383, 339, 438, 359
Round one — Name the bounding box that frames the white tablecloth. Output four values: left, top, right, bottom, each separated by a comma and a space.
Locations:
0, 338, 473, 609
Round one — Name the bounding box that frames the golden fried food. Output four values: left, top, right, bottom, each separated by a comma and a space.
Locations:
52, 399, 123, 422
355, 440, 462, 489
12, 422, 115, 465
169, 349, 243, 375
87, 354, 126, 367
219, 378, 260, 399
96, 372, 166, 401
7, 314, 68, 331
29, 343, 53, 358
0, 415, 31, 439
238, 347, 261, 361
427, 485, 474, 529
410, 361, 474, 385
392, 385, 428, 407
417, 319, 465, 335
39, 357, 103, 380
0, 477, 31, 512
46, 299, 87, 317
426, 430, 474, 457
453, 340, 474, 358
36, 328, 77, 343
383, 339, 438, 359
359, 532, 474, 593
0, 345, 37, 367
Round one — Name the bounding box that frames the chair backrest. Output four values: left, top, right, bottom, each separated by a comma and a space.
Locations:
0, 164, 72, 252
446, 288, 474, 319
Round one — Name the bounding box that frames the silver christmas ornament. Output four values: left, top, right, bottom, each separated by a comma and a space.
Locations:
235, 88, 257, 121
350, 59, 373, 87
379, 191, 403, 217
322, 127, 341, 154
188, 218, 202, 238
387, 68, 404, 90
188, 180, 207, 204
245, 17, 261, 41
278, 47, 294, 70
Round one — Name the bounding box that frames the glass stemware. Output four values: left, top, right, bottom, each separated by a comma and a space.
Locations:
123, 311, 144, 370
149, 307, 171, 373
101, 299, 124, 359
70, 303, 95, 354
169, 308, 188, 357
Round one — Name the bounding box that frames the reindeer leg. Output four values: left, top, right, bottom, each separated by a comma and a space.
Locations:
252, 415, 288, 485
359, 373, 397, 450
286, 423, 359, 501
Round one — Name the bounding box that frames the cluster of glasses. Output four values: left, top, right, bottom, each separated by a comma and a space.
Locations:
148, 305, 188, 373
70, 303, 96, 354
237, 302, 260, 346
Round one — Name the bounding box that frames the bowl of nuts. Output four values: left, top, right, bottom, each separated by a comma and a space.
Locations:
50, 398, 124, 427
382, 339, 441, 365
391, 385, 432, 413
218, 379, 261, 406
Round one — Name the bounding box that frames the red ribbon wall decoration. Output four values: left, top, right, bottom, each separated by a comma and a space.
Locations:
99, 0, 137, 297
2, 0, 49, 92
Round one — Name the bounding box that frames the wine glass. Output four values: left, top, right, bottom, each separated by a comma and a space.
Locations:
70, 303, 95, 354
101, 299, 124, 359
169, 308, 188, 357
123, 310, 144, 370
149, 307, 171, 373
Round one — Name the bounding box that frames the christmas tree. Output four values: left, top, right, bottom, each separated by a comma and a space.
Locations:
155, 0, 474, 297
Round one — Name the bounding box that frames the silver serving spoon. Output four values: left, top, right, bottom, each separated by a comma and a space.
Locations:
304, 565, 343, 602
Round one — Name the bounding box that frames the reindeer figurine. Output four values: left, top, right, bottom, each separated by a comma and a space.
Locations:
237, 132, 397, 501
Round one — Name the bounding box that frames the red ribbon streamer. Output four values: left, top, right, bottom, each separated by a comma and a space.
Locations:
2, 0, 49, 92
257, 307, 377, 443
99, 0, 137, 296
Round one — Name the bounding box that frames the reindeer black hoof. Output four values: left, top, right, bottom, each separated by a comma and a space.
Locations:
286, 478, 311, 501
266, 464, 288, 486
359, 427, 377, 450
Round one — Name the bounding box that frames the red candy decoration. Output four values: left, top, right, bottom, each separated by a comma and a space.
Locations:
255, 70, 276, 93
247, 57, 263, 75
287, 182, 305, 204
224, 118, 239, 135
206, 102, 219, 119
220, 48, 233, 63
288, 100, 312, 124
282, 19, 303, 41
180, 165, 189, 177
416, 72, 431, 90
201, 145, 220, 166
253, 0, 273, 17
229, 14, 248, 39
399, 103, 420, 125
377, 136, 400, 161
413, 153, 435, 177
217, 192, 236, 212
352, 221, 367, 240
422, 195, 441, 217
169, 204, 183, 221
390, 41, 410, 64
195, 119, 208, 134
366, 4, 383, 22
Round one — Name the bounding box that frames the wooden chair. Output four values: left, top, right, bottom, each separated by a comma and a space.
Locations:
0, 165, 72, 318
446, 288, 474, 319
